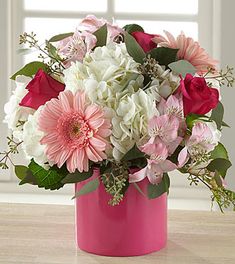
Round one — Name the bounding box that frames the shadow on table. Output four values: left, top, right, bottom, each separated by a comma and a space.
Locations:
74, 240, 215, 264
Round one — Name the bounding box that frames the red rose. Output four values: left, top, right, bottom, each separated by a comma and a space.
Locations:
179, 74, 219, 116
132, 31, 157, 53
20, 69, 65, 110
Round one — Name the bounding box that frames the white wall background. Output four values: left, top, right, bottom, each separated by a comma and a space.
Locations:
219, 0, 235, 191
0, 0, 234, 209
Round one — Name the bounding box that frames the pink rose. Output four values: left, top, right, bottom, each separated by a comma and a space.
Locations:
132, 31, 157, 52
20, 69, 65, 110
179, 74, 219, 116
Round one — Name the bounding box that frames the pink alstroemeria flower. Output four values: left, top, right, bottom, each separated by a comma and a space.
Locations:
178, 122, 217, 167
148, 114, 179, 143
157, 94, 186, 139
58, 31, 97, 67
129, 143, 176, 184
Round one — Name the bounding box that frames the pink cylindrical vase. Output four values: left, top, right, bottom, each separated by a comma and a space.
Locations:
75, 169, 167, 256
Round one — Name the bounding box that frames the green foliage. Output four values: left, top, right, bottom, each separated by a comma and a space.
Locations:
210, 102, 224, 130
73, 178, 100, 199
62, 170, 93, 184
221, 121, 230, 128
212, 187, 235, 212
21, 160, 67, 190
133, 182, 146, 197
49, 32, 74, 42
15, 165, 29, 180
123, 24, 144, 34
122, 144, 145, 161
147, 173, 170, 199
45, 41, 62, 61
210, 142, 229, 160
168, 145, 184, 164
0, 136, 22, 170
214, 170, 223, 187
186, 113, 209, 130
93, 24, 108, 47
129, 157, 148, 169
101, 164, 129, 206
207, 158, 232, 178
148, 47, 178, 67
168, 59, 196, 77
19, 171, 37, 185
10, 61, 49, 80
124, 32, 146, 63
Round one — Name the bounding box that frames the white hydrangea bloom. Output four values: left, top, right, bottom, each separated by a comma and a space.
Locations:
63, 42, 140, 108
63, 42, 156, 161
3, 76, 35, 140
21, 106, 49, 169
111, 89, 157, 160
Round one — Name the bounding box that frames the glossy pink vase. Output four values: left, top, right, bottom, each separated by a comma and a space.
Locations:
75, 169, 167, 256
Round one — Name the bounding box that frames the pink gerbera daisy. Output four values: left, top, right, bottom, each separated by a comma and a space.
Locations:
38, 90, 111, 173
153, 31, 218, 74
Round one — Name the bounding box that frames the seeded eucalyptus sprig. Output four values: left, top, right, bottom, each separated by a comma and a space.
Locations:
101, 162, 129, 206
181, 161, 235, 212
0, 136, 22, 169
205, 66, 235, 88
19, 32, 65, 75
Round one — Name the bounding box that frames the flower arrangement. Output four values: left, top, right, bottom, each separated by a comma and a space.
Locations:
1, 15, 235, 210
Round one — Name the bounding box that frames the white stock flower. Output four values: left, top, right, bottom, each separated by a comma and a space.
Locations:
21, 106, 49, 168
148, 66, 180, 99
111, 89, 156, 160
3, 76, 34, 140
206, 121, 221, 145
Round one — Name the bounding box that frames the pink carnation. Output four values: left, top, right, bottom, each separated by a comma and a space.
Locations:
38, 90, 111, 173
153, 31, 218, 73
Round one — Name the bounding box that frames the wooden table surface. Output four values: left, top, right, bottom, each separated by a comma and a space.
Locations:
0, 203, 235, 264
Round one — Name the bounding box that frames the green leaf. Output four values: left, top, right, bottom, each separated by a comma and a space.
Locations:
207, 158, 232, 178
186, 113, 209, 130
147, 173, 170, 199
49, 32, 74, 42
124, 32, 146, 63
27, 160, 67, 190
210, 142, 229, 160
129, 157, 148, 169
93, 24, 108, 47
214, 170, 223, 187
122, 144, 145, 161
133, 182, 146, 197
221, 121, 230, 128
148, 47, 178, 67
10, 61, 49, 80
210, 101, 224, 130
168, 59, 196, 77
123, 24, 144, 34
73, 178, 100, 199
45, 41, 61, 61
19, 171, 37, 185
15, 165, 29, 180
62, 170, 93, 184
